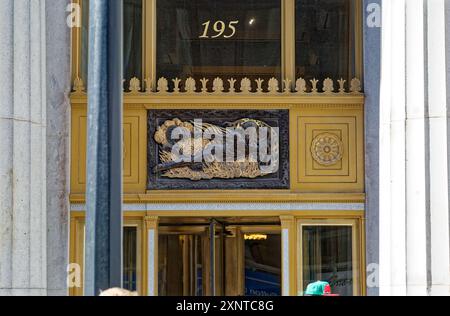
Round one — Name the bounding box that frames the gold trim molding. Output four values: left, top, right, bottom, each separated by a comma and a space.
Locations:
72, 77, 363, 96
69, 192, 366, 204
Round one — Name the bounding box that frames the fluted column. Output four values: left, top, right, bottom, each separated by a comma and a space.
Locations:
380, 0, 450, 296
0, 0, 47, 296
379, 0, 407, 296
429, 0, 450, 296
404, 0, 428, 296
0, 0, 14, 294
45, 0, 71, 296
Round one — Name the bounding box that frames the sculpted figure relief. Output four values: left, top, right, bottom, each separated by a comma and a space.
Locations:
153, 118, 280, 181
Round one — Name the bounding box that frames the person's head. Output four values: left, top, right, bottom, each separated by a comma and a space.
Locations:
99, 288, 138, 296
304, 281, 334, 296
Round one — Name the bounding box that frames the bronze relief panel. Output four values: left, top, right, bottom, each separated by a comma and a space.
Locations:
148, 109, 290, 190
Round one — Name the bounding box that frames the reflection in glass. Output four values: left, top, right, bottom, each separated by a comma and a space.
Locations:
302, 226, 353, 296
158, 235, 204, 296
123, 227, 137, 292
296, 0, 357, 89
245, 234, 281, 296
157, 0, 281, 91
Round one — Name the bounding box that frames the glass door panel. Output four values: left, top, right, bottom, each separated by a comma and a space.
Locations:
123, 227, 138, 291
244, 234, 281, 296
158, 234, 205, 296
157, 219, 282, 297
302, 225, 354, 296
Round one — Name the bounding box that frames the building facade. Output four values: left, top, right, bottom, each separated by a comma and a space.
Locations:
0, 0, 449, 296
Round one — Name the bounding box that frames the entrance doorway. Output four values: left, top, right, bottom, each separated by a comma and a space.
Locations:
157, 217, 282, 296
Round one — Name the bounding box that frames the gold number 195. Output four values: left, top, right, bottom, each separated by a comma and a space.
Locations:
199, 20, 239, 39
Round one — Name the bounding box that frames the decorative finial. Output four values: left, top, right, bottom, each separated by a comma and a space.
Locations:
310, 78, 319, 94
172, 78, 181, 94
338, 78, 346, 94
228, 78, 237, 94
255, 78, 264, 94
73, 77, 85, 94
200, 78, 209, 94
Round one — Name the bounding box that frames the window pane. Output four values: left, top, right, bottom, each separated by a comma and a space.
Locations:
245, 234, 281, 296
157, 0, 282, 91
296, 0, 356, 88
79, 0, 142, 88
123, 227, 137, 292
302, 226, 353, 296
124, 0, 143, 86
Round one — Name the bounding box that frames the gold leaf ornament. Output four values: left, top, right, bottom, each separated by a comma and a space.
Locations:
213, 77, 224, 94
295, 78, 307, 94
102, 76, 363, 95
240, 78, 252, 94
73, 77, 85, 93
129, 77, 141, 93
154, 119, 194, 146
268, 77, 279, 94
185, 77, 196, 93
311, 133, 344, 166
157, 77, 169, 94
323, 78, 334, 94
350, 78, 362, 94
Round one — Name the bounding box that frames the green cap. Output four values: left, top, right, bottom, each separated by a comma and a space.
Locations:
304, 281, 331, 296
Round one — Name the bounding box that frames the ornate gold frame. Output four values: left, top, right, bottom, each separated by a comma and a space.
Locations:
69, 100, 365, 204
297, 216, 366, 296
